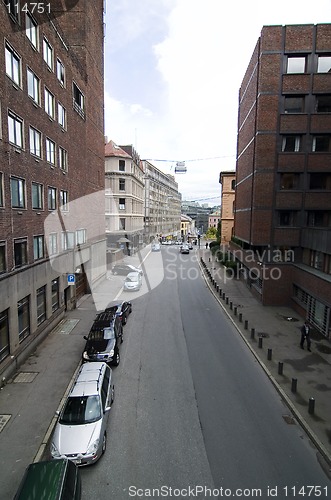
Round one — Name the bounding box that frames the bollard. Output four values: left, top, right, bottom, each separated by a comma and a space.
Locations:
239, 313, 243, 322
230, 301, 233, 310
222, 293, 225, 300
267, 348, 272, 361
291, 378, 297, 393
225, 297, 229, 305
278, 362, 283, 375
209, 258, 211, 262
258, 336, 263, 348
219, 288, 222, 296
244, 320, 248, 330
216, 285, 219, 292
234, 306, 237, 316
250, 328, 255, 339
308, 397, 315, 415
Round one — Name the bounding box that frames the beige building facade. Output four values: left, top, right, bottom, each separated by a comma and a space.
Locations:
219, 171, 236, 244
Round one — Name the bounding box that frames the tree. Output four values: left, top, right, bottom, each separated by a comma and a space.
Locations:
206, 226, 217, 239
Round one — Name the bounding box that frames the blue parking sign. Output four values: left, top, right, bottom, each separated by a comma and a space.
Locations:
67, 274, 75, 285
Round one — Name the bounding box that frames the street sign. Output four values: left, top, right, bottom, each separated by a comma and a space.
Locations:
67, 274, 75, 285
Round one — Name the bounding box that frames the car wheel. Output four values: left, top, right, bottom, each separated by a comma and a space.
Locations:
113, 350, 120, 366
122, 316, 127, 326
102, 432, 107, 454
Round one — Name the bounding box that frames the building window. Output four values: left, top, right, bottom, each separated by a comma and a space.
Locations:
11, 177, 25, 208
307, 211, 330, 227
0, 172, 3, 207
309, 173, 331, 190
58, 146, 68, 172
119, 198, 126, 210
33, 235, 44, 260
310, 250, 324, 271
62, 232, 74, 250
14, 238, 28, 267
281, 135, 301, 152
317, 55, 331, 73
119, 159, 125, 171
4, 0, 20, 22
119, 218, 126, 230
32, 182, 43, 209
51, 278, 59, 312
231, 179, 236, 190
286, 56, 306, 74
119, 178, 125, 191
73, 82, 85, 118
48, 186, 57, 210
43, 37, 53, 70
46, 137, 55, 165
18, 295, 30, 342
56, 58, 65, 86
26, 13, 38, 48
36, 285, 46, 325
0, 242, 6, 273
8, 111, 23, 148
27, 68, 40, 104
60, 190, 68, 211
284, 96, 304, 113
0, 309, 10, 362
5, 42, 21, 86
29, 126, 42, 157
312, 136, 330, 152
58, 102, 66, 129
280, 173, 300, 190
44, 87, 55, 119
315, 95, 331, 113
76, 229, 86, 245
48, 233, 58, 255
278, 211, 294, 226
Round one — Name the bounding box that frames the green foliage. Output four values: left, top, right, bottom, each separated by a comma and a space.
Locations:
206, 226, 217, 239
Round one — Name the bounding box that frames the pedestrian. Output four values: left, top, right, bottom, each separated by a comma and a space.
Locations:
300, 321, 311, 351
205, 242, 209, 249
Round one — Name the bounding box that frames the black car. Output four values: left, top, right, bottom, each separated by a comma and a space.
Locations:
82, 307, 123, 366
108, 300, 132, 325
112, 263, 142, 276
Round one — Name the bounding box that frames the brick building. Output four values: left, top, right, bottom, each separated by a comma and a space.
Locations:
0, 1, 106, 378
232, 24, 331, 337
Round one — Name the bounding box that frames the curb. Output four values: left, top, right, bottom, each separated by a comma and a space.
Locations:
199, 257, 331, 471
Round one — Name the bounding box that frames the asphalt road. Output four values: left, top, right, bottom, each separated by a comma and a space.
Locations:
81, 246, 330, 499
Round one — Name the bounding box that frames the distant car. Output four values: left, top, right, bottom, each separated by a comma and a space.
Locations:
180, 244, 190, 254
188, 242, 193, 250
82, 307, 123, 366
151, 243, 161, 252
123, 271, 142, 291
112, 263, 142, 276
107, 300, 132, 325
51, 362, 114, 467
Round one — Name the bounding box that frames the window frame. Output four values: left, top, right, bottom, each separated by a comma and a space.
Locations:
43, 37, 53, 70
48, 186, 57, 210
56, 58, 65, 86
72, 82, 85, 118
286, 55, 307, 74
14, 238, 28, 268
48, 233, 58, 256
10, 176, 26, 208
36, 285, 46, 325
317, 55, 331, 73
58, 146, 68, 172
29, 125, 42, 158
33, 234, 44, 261
8, 111, 23, 148
27, 67, 40, 105
58, 102, 66, 129
17, 295, 30, 342
25, 12, 38, 49
59, 190, 68, 211
0, 309, 10, 362
281, 135, 301, 153
44, 87, 55, 119
45, 137, 56, 165
31, 182, 43, 209
5, 42, 21, 86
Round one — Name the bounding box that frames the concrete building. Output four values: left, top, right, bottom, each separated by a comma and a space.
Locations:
232, 24, 331, 337
181, 201, 211, 235
181, 214, 195, 239
219, 171, 236, 244
0, 1, 106, 378
142, 161, 181, 242
105, 141, 144, 253
208, 210, 221, 229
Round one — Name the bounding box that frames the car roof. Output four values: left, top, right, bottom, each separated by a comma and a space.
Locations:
126, 271, 140, 277
14, 459, 70, 500
70, 362, 109, 397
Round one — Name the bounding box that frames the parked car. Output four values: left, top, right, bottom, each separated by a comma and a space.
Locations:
112, 263, 143, 276
51, 362, 114, 467
123, 271, 142, 291
82, 307, 123, 366
180, 244, 190, 254
14, 459, 81, 500
107, 300, 132, 325
151, 243, 161, 251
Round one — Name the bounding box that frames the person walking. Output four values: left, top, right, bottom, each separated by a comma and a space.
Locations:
300, 321, 311, 351
205, 242, 209, 249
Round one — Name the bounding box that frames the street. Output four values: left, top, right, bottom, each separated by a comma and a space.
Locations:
80, 246, 330, 498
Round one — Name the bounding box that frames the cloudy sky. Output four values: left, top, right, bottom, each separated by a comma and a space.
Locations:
103, 0, 330, 204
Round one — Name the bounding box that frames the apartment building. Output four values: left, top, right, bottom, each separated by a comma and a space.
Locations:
219, 171, 235, 244
0, 1, 105, 378
142, 160, 181, 242
232, 24, 331, 337
105, 140, 145, 252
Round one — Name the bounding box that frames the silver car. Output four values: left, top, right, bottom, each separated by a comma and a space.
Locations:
123, 271, 142, 291
51, 362, 114, 466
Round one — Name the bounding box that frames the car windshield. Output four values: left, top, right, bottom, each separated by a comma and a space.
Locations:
89, 327, 115, 340
60, 395, 101, 424
125, 275, 137, 282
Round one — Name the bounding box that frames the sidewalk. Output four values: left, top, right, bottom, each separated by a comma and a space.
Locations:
200, 247, 331, 470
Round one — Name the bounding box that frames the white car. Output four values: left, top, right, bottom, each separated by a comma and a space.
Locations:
123, 272, 142, 291
151, 243, 161, 251
51, 362, 114, 466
